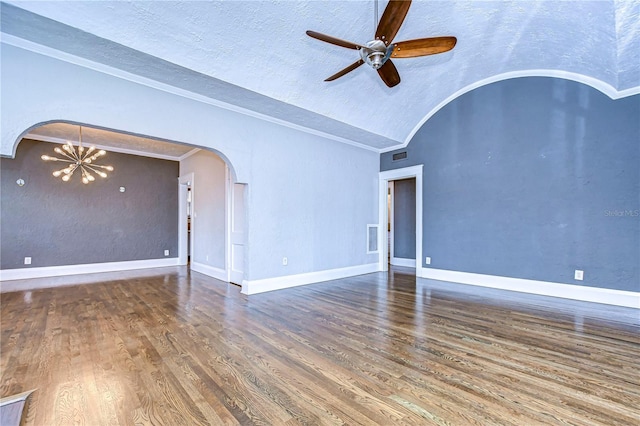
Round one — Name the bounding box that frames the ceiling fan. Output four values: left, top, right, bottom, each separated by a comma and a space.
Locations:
306, 0, 456, 87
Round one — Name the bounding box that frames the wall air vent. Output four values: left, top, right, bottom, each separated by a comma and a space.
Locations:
392, 151, 408, 161
367, 224, 379, 254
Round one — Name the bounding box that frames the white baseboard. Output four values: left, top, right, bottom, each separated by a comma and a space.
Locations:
420, 267, 639, 309
390, 257, 416, 268
0, 258, 180, 282
190, 262, 227, 282
242, 263, 379, 295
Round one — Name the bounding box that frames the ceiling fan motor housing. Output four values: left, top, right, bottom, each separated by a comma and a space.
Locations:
360, 39, 393, 69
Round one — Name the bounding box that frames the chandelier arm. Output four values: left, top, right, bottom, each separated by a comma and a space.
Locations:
86, 164, 113, 171
62, 164, 79, 178
54, 150, 79, 162
64, 144, 82, 162
80, 166, 95, 183
83, 164, 109, 178
80, 147, 96, 161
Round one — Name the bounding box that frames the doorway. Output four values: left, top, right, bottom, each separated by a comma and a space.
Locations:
388, 178, 417, 268
178, 173, 194, 266
378, 165, 423, 275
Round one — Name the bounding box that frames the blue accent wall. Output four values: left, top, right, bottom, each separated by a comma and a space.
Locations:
381, 77, 639, 292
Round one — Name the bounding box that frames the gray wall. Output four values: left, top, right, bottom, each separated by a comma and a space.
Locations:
381, 77, 639, 292
1, 139, 179, 269
393, 178, 416, 259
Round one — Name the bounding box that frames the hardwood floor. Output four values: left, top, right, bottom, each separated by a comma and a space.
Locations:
1, 267, 638, 425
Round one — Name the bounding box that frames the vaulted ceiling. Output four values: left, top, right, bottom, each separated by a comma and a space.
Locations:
2, 1, 639, 154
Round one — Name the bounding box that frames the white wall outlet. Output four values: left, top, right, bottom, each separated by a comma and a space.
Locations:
574, 270, 584, 280
164, 250, 169, 256
24, 257, 31, 265
282, 257, 288, 266
425, 257, 431, 265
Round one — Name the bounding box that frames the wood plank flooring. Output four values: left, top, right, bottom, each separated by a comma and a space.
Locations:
1, 267, 638, 425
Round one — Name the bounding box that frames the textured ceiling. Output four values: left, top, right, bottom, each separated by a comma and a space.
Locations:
2, 0, 639, 154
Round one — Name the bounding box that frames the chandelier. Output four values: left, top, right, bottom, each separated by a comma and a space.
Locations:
41, 126, 113, 184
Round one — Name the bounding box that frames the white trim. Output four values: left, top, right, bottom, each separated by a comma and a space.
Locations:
2, 34, 379, 153
5, 35, 638, 156
178, 173, 194, 266
0, 258, 179, 283
241, 263, 378, 295
191, 262, 227, 282
420, 268, 640, 309
178, 148, 201, 161
388, 181, 395, 260
391, 257, 416, 268
381, 69, 640, 153
225, 166, 232, 282
26, 132, 186, 161
378, 166, 423, 277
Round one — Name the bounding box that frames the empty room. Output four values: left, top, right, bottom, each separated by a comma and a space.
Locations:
1, 1, 638, 425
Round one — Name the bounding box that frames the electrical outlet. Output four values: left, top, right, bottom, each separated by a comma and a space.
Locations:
164, 250, 169, 256
282, 257, 288, 266
574, 270, 584, 281
425, 257, 431, 265
24, 257, 31, 265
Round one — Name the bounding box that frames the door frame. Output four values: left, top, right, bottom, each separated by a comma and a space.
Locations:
178, 173, 195, 266
378, 165, 423, 275
227, 180, 246, 284
388, 181, 395, 262
225, 167, 235, 282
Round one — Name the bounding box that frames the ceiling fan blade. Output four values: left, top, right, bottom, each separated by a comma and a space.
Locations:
375, 0, 412, 45
325, 59, 365, 81
377, 59, 401, 87
306, 30, 363, 50
391, 37, 457, 58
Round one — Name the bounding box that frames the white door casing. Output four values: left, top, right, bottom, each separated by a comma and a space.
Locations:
229, 183, 246, 284
378, 165, 423, 275
178, 173, 194, 266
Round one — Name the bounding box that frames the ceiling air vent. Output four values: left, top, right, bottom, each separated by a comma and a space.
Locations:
392, 151, 407, 161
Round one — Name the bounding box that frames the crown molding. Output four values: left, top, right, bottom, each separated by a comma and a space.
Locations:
25, 132, 186, 161
1, 33, 381, 153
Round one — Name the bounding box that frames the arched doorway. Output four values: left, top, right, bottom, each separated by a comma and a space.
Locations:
1, 121, 245, 284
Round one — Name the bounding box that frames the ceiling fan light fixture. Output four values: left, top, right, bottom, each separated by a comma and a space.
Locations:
359, 39, 391, 70
365, 51, 385, 69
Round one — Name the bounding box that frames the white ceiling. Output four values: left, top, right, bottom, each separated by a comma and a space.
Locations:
2, 0, 639, 156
